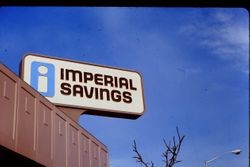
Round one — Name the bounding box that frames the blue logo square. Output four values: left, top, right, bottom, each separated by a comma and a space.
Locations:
30, 61, 55, 97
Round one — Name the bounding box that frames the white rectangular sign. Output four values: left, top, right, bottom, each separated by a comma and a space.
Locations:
21, 54, 145, 118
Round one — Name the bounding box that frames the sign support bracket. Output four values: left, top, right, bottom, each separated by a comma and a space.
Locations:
57, 106, 87, 122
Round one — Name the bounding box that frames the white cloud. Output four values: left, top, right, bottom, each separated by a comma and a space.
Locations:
213, 10, 234, 22
94, 7, 129, 34
179, 9, 249, 73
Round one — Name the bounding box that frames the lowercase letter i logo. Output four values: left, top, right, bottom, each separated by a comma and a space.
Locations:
30, 61, 55, 97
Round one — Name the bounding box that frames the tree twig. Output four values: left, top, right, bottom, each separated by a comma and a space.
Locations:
133, 127, 185, 167
132, 140, 154, 167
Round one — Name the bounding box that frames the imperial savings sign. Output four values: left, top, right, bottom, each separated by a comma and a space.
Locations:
21, 54, 145, 119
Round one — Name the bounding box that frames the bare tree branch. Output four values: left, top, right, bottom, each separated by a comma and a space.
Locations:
162, 127, 185, 167
133, 127, 185, 167
132, 140, 154, 167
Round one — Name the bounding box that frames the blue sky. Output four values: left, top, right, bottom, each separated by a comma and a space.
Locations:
0, 7, 249, 167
